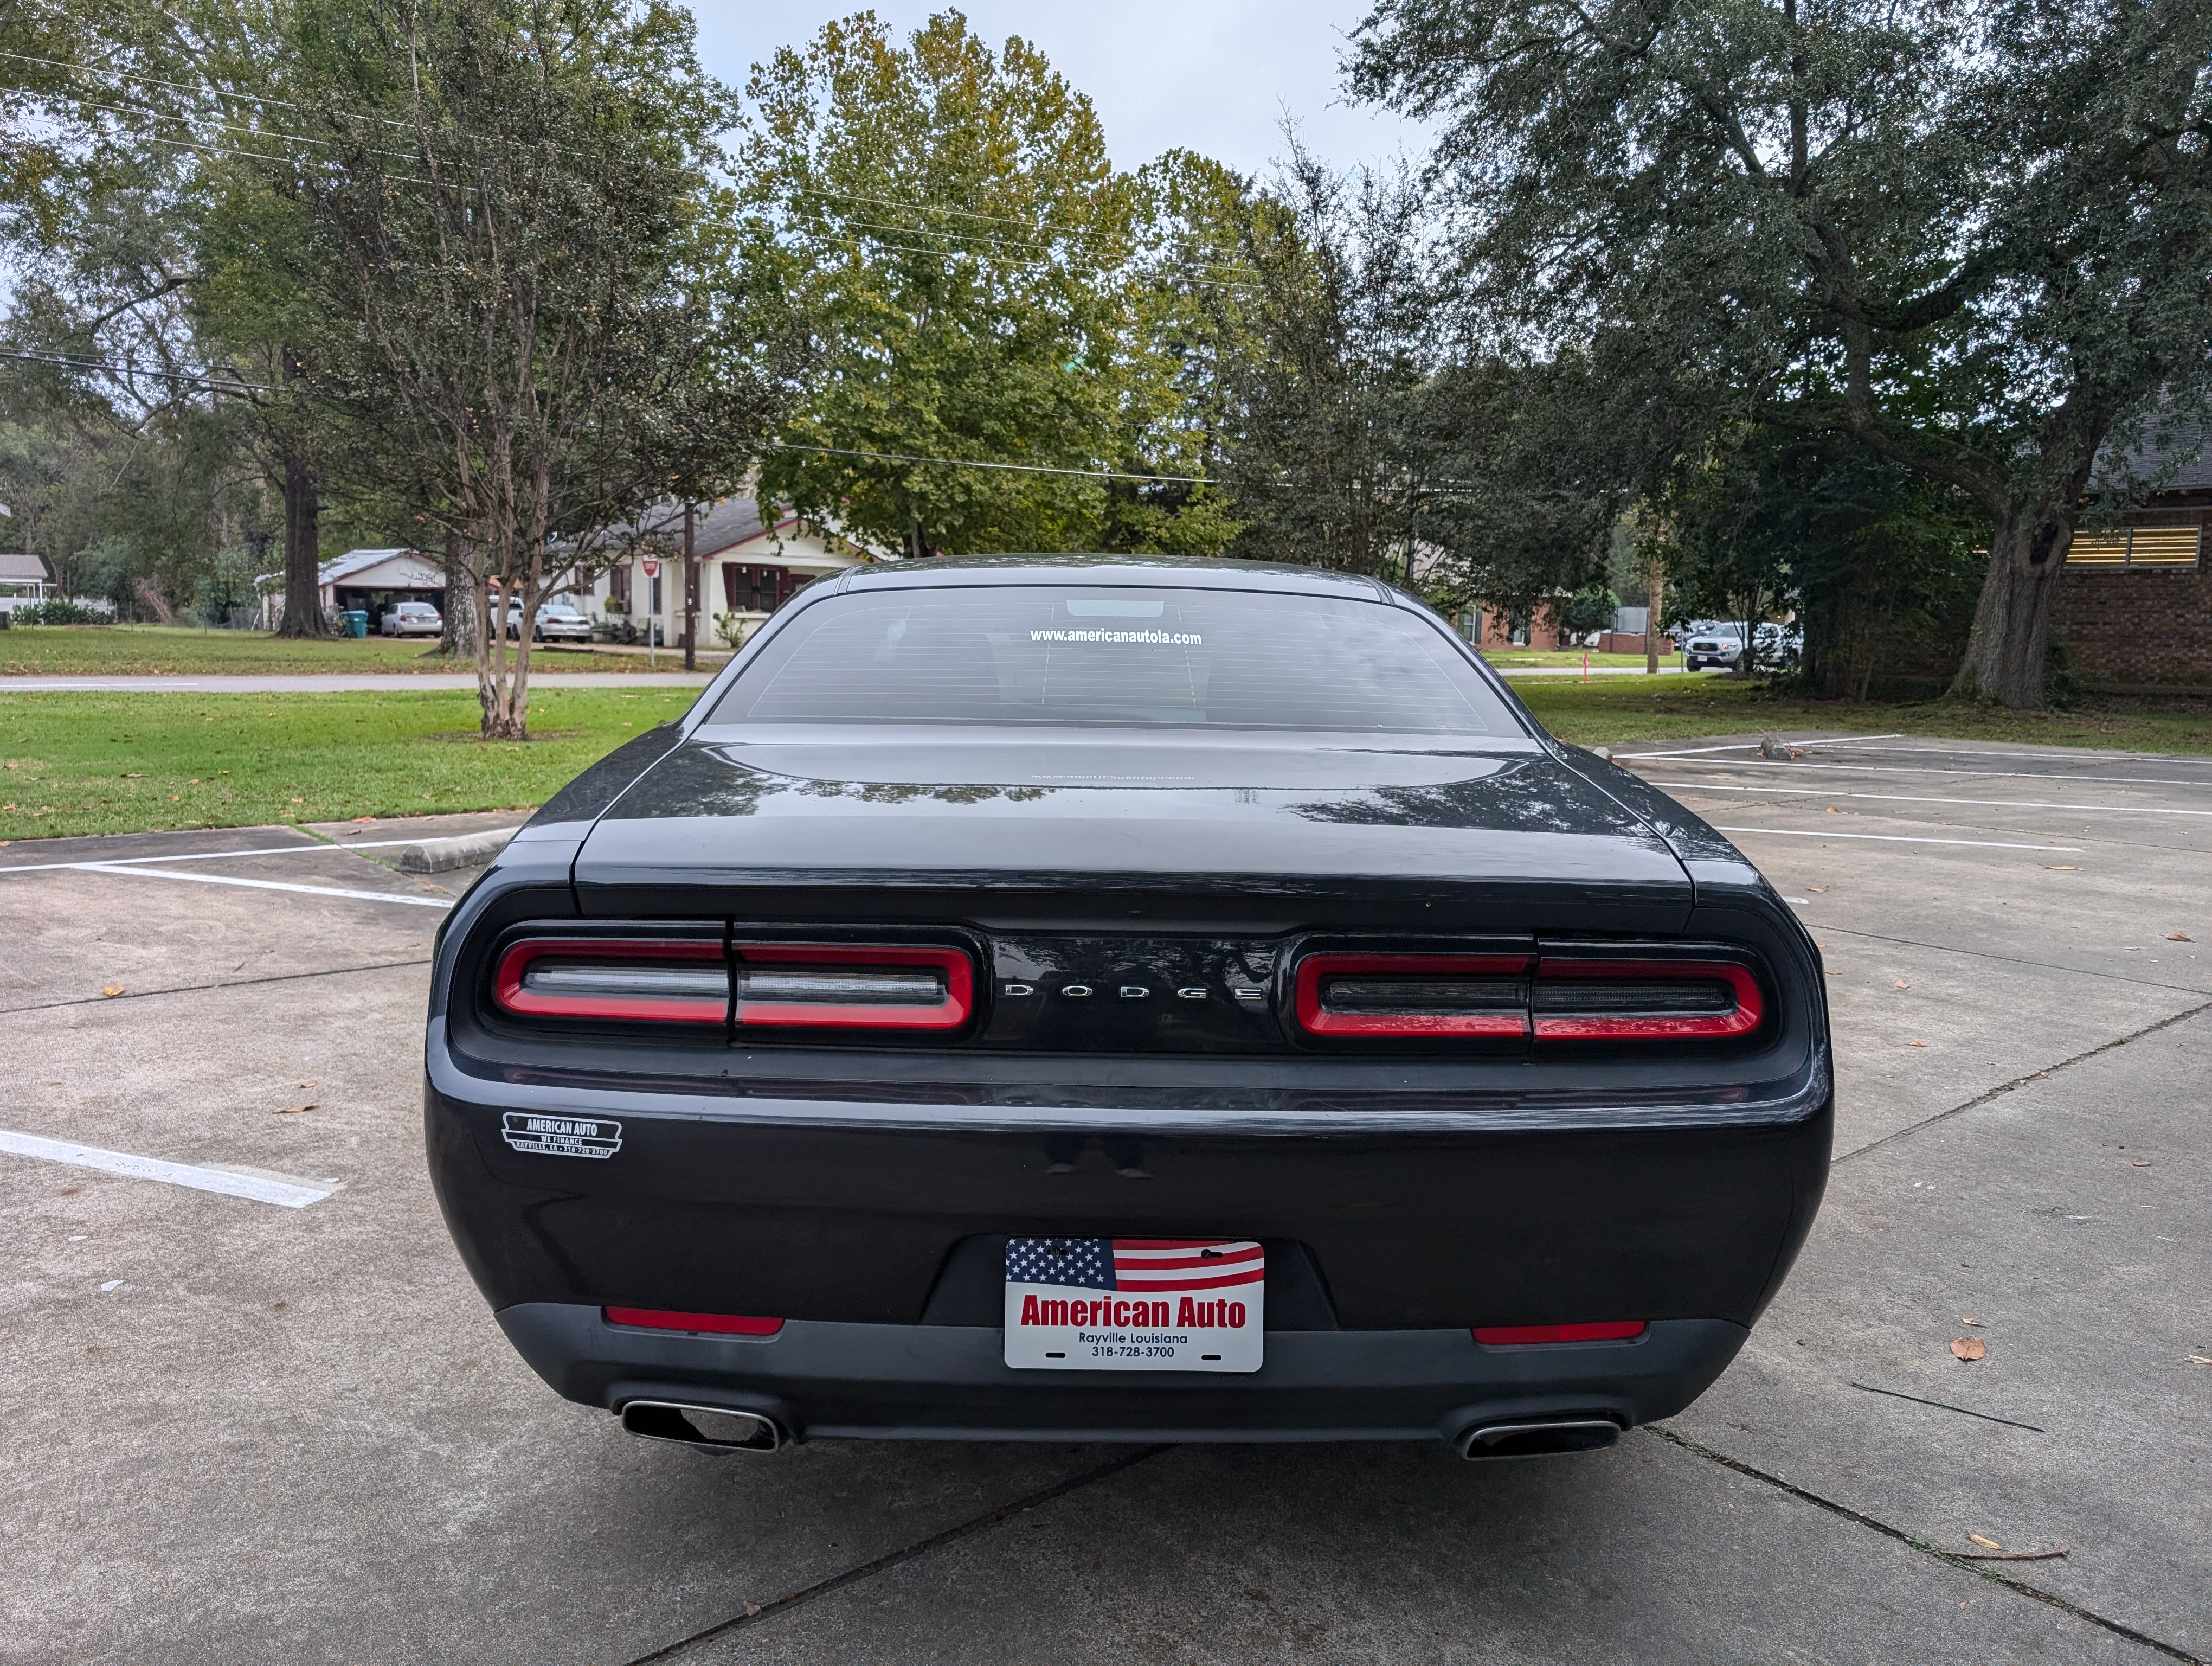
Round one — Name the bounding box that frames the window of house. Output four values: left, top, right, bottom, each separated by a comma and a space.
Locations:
2069, 524, 2203, 568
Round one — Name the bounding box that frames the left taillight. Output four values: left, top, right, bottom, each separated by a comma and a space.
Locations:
493, 938, 729, 1024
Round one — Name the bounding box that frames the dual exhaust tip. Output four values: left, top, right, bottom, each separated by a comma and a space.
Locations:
620, 1399, 785, 1453
1457, 1418, 1622, 1459
619, 1400, 1622, 1459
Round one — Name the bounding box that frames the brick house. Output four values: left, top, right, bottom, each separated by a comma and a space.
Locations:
2055, 420, 2212, 690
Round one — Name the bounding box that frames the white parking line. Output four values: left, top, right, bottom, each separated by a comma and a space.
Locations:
1632, 757, 2212, 790
89, 864, 452, 908
1711, 826, 2084, 852
0, 1127, 332, 1208
1651, 781, 2212, 818
1615, 733, 1905, 760
0, 836, 441, 877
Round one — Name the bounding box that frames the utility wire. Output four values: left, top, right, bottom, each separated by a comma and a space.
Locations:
0, 348, 274, 393
762, 440, 1219, 485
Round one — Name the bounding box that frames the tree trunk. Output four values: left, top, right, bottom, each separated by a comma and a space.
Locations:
1645, 563, 1663, 674
439, 530, 479, 659
274, 449, 326, 638
682, 501, 697, 672
1947, 511, 2073, 707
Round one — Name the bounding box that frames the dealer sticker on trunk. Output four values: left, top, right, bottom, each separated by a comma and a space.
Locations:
1004, 1236, 1263, 1372
500, 1112, 621, 1159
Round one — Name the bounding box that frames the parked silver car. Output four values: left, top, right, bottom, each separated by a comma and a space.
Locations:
381, 600, 442, 638
501, 601, 594, 642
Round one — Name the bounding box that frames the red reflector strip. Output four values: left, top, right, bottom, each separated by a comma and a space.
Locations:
494, 938, 727, 1023
734, 942, 974, 1030
1294, 952, 1532, 1037
1532, 960, 1763, 1040
603, 1306, 784, 1336
1472, 1321, 1647, 1345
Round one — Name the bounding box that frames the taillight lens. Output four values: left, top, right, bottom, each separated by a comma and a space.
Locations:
1295, 952, 1532, 1037
494, 938, 728, 1023
1473, 1321, 1647, 1345
1532, 960, 1762, 1040
604, 1306, 783, 1336
734, 943, 973, 1031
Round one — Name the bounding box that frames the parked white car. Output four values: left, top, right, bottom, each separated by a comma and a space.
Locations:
381, 600, 442, 638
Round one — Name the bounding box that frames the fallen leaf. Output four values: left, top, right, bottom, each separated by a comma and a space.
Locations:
278, 1102, 316, 1115
743, 1603, 761, 1618
1909, 1041, 1927, 1047
1893, 979, 1911, 989
2168, 932, 2192, 943
1950, 1336, 1986, 1362
299, 1080, 316, 1090
2047, 864, 2077, 871
1810, 886, 1830, 893
1961, 1316, 1982, 1325
2132, 1160, 2151, 1168
1825, 806, 1841, 813
1967, 1533, 2002, 1550
120, 771, 144, 778
2188, 1355, 2212, 1366
101, 985, 124, 998
351, 815, 376, 823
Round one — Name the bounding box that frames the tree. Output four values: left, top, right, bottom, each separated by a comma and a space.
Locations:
738, 11, 1172, 556
1351, 0, 2212, 706
268, 0, 785, 738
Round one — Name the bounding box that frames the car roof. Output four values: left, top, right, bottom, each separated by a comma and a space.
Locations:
840, 554, 1391, 602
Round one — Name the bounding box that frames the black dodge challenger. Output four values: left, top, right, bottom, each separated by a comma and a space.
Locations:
425, 557, 1830, 1458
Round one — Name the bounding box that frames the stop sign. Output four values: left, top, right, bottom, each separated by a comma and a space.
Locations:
641, 558, 660, 578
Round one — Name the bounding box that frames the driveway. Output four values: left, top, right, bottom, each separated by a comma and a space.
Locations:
1, 736, 2204, 1664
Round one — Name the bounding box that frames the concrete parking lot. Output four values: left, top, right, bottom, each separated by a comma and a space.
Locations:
2, 734, 2206, 1665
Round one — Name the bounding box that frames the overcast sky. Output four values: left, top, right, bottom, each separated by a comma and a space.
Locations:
688, 1, 1433, 182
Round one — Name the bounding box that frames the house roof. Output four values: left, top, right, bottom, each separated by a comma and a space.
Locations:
319, 547, 427, 585
585, 496, 821, 560
2099, 414, 2212, 493
0, 551, 49, 581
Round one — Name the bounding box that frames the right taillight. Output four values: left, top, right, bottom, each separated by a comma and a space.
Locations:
1532, 958, 1763, 1041
1295, 952, 1533, 1037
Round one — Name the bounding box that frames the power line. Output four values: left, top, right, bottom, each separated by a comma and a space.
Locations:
763, 440, 1219, 485
0, 348, 273, 393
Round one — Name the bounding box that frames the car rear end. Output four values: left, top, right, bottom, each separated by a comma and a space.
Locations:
423, 563, 1830, 1457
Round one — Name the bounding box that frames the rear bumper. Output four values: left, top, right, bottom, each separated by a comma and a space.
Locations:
497, 1301, 1748, 1444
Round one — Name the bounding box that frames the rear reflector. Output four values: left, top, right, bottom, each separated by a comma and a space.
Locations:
734, 943, 973, 1030
604, 1307, 784, 1336
495, 938, 727, 1023
1532, 960, 1762, 1040
1295, 952, 1532, 1037
1473, 1321, 1647, 1345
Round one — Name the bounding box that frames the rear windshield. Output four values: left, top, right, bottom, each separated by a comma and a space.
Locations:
708, 584, 1520, 734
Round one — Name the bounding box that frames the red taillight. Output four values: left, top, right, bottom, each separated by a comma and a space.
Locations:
1531, 960, 1762, 1040
494, 938, 727, 1023
604, 1306, 784, 1336
1473, 1321, 1647, 1345
734, 943, 973, 1030
1294, 952, 1532, 1037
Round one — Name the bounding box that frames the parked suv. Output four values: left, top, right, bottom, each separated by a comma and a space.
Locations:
1681, 626, 1743, 671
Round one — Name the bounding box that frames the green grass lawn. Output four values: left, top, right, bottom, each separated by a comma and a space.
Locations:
1515, 672, 2212, 754
2, 674, 2205, 843
0, 623, 724, 676
0, 686, 701, 841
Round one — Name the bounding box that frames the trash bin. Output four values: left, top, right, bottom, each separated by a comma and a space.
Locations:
343, 609, 368, 638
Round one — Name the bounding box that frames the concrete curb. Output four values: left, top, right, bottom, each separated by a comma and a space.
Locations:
394, 828, 518, 873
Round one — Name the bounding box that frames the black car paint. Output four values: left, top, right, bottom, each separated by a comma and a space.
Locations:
424, 558, 1831, 1444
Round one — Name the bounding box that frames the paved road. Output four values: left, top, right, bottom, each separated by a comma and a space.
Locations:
0, 737, 2205, 1664
0, 672, 719, 692
0, 663, 1691, 693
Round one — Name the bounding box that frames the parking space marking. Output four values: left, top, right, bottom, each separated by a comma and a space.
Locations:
86, 863, 453, 908
0, 1126, 332, 1208
0, 836, 474, 876
1651, 781, 2212, 818
1615, 734, 1905, 760
1711, 826, 2083, 852
1635, 757, 2212, 789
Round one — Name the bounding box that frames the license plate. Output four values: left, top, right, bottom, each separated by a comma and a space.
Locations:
1004, 1237, 1263, 1372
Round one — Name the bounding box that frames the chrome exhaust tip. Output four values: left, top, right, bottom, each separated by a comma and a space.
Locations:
1458, 1418, 1622, 1459
620, 1400, 785, 1453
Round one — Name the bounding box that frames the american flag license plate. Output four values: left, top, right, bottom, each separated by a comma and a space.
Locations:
1003, 1238, 1264, 1372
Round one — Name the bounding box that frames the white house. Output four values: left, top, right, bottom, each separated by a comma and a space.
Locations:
576, 497, 869, 646
0, 551, 51, 616
258, 547, 444, 632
